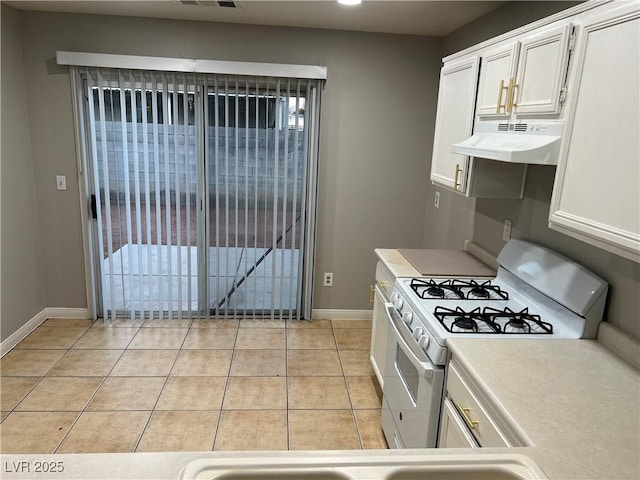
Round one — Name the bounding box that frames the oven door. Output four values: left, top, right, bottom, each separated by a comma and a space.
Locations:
381, 302, 444, 449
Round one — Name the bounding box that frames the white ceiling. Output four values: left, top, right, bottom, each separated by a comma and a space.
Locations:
5, 1, 507, 37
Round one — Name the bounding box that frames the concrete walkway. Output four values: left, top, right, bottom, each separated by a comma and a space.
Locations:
102, 244, 300, 315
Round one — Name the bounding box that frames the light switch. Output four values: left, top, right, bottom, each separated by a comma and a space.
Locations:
56, 175, 67, 191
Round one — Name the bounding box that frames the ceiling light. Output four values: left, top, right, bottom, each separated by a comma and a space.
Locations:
338, 0, 362, 5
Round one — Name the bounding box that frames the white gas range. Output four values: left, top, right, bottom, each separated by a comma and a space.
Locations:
381, 239, 608, 449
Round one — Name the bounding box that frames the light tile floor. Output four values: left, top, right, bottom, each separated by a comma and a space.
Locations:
0, 318, 387, 453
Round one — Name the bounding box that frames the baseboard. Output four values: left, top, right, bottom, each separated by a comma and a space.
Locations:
43, 307, 90, 320
311, 309, 373, 320
1, 308, 48, 357
1, 307, 90, 357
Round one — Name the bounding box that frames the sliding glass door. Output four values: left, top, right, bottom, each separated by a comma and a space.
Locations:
77, 67, 321, 321
205, 77, 307, 318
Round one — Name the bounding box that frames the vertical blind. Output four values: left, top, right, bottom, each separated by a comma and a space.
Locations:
78, 67, 322, 321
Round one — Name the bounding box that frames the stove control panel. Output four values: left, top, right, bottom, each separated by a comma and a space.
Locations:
391, 286, 449, 367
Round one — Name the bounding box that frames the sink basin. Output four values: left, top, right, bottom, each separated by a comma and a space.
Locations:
179, 453, 548, 480
203, 472, 350, 480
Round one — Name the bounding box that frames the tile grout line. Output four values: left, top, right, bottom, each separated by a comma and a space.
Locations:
132, 320, 199, 453
52, 322, 134, 454
2, 320, 111, 453
208, 320, 240, 452
284, 319, 290, 451
331, 322, 365, 450
3, 318, 375, 453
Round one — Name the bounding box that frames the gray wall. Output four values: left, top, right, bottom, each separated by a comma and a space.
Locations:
428, 1, 640, 340
442, 1, 583, 56
1, 4, 47, 341
13, 9, 441, 322
473, 167, 640, 339
7, 1, 633, 343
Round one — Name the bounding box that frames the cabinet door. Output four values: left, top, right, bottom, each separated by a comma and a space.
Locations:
513, 24, 572, 115
438, 397, 479, 448
430, 56, 479, 193
476, 42, 519, 117
549, 3, 640, 263
370, 287, 389, 388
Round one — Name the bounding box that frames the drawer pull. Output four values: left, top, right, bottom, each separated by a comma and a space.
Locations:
456, 402, 479, 429
377, 280, 390, 289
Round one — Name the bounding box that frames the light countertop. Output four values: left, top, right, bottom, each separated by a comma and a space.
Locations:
374, 249, 421, 278
447, 338, 640, 480
375, 242, 497, 280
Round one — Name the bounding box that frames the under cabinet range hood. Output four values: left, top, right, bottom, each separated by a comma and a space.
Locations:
452, 120, 564, 164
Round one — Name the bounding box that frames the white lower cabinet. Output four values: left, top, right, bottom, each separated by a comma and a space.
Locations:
439, 397, 479, 448
438, 360, 516, 448
549, 2, 640, 263
370, 261, 394, 388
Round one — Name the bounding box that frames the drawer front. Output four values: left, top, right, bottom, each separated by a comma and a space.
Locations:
438, 397, 479, 448
375, 261, 395, 299
446, 362, 511, 448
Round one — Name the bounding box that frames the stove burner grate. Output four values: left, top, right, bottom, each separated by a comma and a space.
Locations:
483, 307, 553, 334
433, 306, 553, 335
410, 278, 509, 301
434, 306, 501, 333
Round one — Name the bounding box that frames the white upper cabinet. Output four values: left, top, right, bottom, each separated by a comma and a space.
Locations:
549, 2, 640, 263
430, 56, 479, 193
477, 24, 573, 118
513, 24, 572, 115
430, 55, 527, 198
476, 43, 520, 117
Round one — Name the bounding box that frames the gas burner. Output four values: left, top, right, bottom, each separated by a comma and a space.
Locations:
483, 307, 553, 334
504, 317, 530, 333
411, 279, 461, 299
451, 279, 509, 300
468, 286, 490, 299
426, 285, 446, 298
452, 315, 478, 332
434, 306, 501, 334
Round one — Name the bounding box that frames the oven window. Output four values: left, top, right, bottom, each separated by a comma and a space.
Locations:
396, 346, 420, 404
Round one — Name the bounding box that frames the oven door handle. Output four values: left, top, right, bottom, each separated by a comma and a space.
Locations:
385, 303, 435, 380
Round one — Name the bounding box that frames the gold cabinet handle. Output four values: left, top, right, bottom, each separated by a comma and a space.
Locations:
454, 164, 463, 189
456, 403, 479, 430
507, 77, 519, 112
377, 280, 389, 289
369, 285, 375, 306
496, 79, 509, 114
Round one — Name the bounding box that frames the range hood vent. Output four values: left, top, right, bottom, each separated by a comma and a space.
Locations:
453, 121, 564, 165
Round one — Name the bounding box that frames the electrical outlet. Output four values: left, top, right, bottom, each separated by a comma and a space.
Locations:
56, 175, 67, 191
434, 191, 440, 209
503, 219, 512, 241
323, 272, 334, 287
